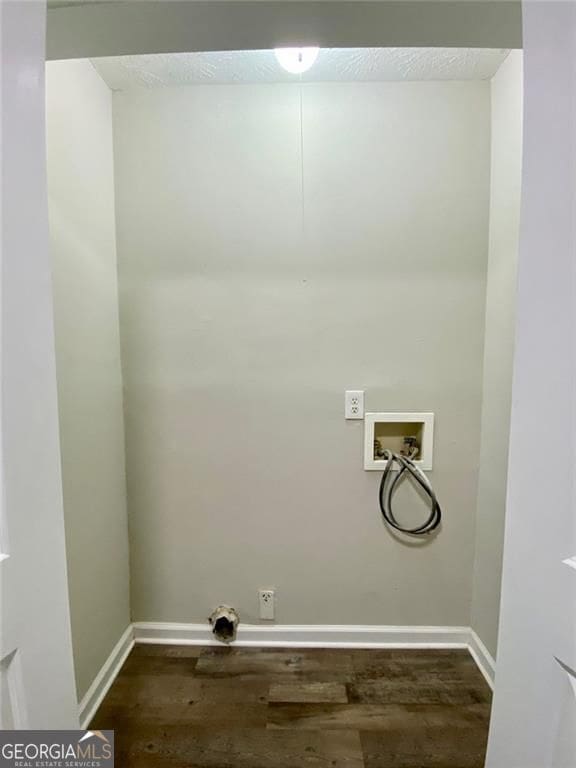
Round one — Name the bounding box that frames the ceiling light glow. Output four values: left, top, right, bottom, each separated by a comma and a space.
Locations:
274, 47, 320, 74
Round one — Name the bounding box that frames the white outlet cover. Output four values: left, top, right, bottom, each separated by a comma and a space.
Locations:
345, 390, 364, 420
258, 589, 275, 620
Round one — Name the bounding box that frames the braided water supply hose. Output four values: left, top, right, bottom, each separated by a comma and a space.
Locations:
378, 449, 442, 535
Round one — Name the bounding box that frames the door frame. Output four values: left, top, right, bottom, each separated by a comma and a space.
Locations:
1, 0, 78, 728
486, 2, 576, 765
4, 0, 574, 758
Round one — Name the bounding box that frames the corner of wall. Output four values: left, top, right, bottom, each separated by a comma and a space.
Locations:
470, 49, 523, 661
46, 58, 132, 703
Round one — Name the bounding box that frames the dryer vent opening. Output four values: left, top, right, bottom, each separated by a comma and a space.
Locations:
209, 605, 239, 644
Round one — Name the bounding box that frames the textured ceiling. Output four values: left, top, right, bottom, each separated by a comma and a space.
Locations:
92, 47, 510, 90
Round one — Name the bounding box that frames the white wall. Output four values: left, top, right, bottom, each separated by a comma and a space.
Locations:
113, 81, 490, 626
46, 60, 131, 701
487, 3, 576, 765
46, 2, 522, 61
471, 51, 523, 660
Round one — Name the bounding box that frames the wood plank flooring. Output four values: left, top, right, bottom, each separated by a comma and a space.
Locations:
91, 645, 491, 768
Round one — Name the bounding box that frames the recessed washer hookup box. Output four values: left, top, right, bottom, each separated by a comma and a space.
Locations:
364, 412, 434, 471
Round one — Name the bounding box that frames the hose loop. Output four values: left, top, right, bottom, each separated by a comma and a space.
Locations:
378, 449, 442, 535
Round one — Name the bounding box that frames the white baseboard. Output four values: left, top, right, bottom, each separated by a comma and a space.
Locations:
78, 625, 134, 729
133, 621, 472, 649
134, 623, 495, 686
468, 629, 496, 689
79, 622, 494, 722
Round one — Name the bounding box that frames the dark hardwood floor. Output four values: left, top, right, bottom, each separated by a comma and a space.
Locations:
91, 645, 492, 767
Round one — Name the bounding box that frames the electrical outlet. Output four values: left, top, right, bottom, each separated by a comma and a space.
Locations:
345, 390, 364, 420
258, 589, 275, 620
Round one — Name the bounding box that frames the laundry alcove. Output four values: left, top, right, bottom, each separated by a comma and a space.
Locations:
45, 47, 522, 735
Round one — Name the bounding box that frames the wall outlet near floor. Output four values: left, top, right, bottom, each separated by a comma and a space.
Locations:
258, 589, 275, 620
